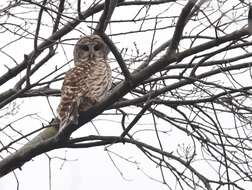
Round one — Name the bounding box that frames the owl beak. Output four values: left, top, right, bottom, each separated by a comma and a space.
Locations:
89, 49, 95, 59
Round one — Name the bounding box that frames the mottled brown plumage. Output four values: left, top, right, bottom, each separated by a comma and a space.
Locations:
57, 35, 111, 126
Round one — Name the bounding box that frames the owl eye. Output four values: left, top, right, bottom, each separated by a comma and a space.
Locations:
94, 44, 101, 51
81, 45, 89, 51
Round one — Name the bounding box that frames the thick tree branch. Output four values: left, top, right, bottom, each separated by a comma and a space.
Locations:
166, 0, 197, 55
94, 0, 118, 34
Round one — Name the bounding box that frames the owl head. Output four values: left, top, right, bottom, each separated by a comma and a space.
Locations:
73, 35, 109, 63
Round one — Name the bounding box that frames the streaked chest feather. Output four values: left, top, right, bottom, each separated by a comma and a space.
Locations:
65, 59, 112, 99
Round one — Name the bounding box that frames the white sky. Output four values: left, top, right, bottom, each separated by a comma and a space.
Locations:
1, 0, 252, 190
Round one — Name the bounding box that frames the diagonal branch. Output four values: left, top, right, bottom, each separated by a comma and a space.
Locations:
100, 33, 133, 83
120, 102, 151, 138
166, 0, 197, 56
94, 0, 118, 34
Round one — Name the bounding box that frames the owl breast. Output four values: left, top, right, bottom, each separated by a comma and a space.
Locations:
57, 58, 111, 122
86, 59, 112, 101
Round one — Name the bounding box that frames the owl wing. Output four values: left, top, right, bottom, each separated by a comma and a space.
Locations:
57, 67, 95, 123
57, 68, 82, 122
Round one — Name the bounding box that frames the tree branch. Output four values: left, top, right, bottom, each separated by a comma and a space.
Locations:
166, 0, 197, 56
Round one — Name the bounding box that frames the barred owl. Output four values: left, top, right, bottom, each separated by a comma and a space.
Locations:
57, 35, 112, 126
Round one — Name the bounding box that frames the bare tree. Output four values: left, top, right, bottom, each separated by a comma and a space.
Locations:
1, 0, 252, 189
